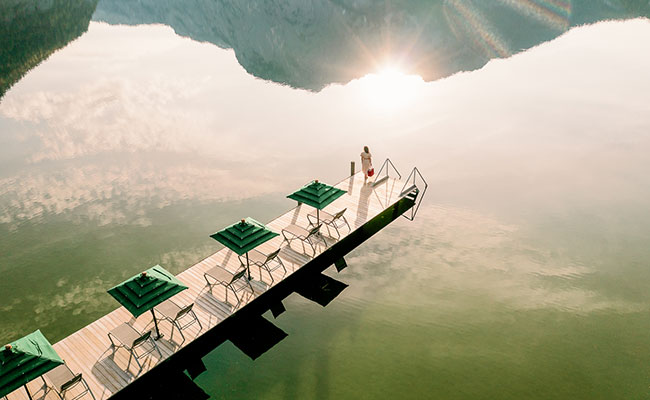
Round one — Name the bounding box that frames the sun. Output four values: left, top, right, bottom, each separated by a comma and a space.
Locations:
357, 67, 425, 111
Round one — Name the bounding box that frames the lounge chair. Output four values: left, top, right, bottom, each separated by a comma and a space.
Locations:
155, 300, 202, 346
281, 223, 326, 257
238, 248, 287, 284
42, 361, 96, 400
108, 323, 161, 371
203, 266, 254, 308
306, 208, 350, 239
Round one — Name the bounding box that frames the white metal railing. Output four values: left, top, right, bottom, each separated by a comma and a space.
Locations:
371, 158, 401, 188
398, 167, 427, 221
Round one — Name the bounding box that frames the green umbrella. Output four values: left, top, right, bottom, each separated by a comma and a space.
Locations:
287, 180, 346, 223
1, 330, 63, 400
210, 217, 279, 280
108, 265, 188, 340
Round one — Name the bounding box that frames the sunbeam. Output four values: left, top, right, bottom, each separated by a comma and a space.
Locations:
497, 0, 572, 30
444, 0, 511, 58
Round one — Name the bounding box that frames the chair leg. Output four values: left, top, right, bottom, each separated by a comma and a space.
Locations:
324, 223, 333, 238
41, 377, 64, 400
204, 274, 213, 289
83, 378, 97, 400
132, 354, 143, 373
108, 333, 117, 348
282, 233, 296, 253
265, 266, 275, 284
343, 216, 351, 231
306, 237, 317, 257
281, 232, 291, 246
191, 310, 203, 331
129, 349, 138, 370
278, 257, 287, 274
307, 214, 316, 227
223, 283, 230, 305
329, 223, 340, 239
228, 285, 241, 308
175, 321, 186, 346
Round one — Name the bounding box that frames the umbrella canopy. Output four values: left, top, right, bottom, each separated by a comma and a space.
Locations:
287, 180, 346, 224
210, 217, 279, 279
210, 217, 279, 256
1, 330, 63, 399
287, 180, 346, 211
108, 265, 188, 339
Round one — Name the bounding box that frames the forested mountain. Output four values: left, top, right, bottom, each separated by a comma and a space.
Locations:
0, 0, 98, 98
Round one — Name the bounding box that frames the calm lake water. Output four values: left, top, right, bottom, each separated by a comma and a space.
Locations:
1, 1, 650, 399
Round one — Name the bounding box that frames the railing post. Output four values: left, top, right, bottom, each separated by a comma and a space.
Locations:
350, 161, 355, 176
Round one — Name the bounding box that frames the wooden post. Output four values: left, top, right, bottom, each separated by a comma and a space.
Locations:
350, 161, 355, 176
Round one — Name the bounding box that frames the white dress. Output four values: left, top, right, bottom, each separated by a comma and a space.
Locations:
360, 152, 372, 173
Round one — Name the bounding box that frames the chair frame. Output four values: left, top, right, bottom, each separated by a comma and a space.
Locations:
155, 300, 203, 346
108, 323, 161, 371
307, 208, 351, 239
281, 224, 326, 257
41, 361, 96, 400
203, 267, 254, 308
238, 248, 287, 284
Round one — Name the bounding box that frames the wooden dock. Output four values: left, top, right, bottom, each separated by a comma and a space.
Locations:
7, 171, 420, 400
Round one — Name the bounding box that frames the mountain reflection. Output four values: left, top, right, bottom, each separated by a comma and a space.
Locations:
1, 0, 648, 98
0, 0, 98, 98
92, 0, 650, 90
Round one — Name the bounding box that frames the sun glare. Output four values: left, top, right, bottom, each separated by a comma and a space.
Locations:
358, 67, 425, 111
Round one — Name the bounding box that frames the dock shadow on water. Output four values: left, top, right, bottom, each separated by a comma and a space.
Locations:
116, 187, 415, 398
110, 266, 352, 399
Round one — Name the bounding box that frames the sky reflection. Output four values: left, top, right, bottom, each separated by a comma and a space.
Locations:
1, 19, 649, 224
1, 16, 650, 399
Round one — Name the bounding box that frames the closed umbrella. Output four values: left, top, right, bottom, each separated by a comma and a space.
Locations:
108, 265, 188, 340
210, 217, 279, 280
287, 180, 346, 224
0, 330, 63, 399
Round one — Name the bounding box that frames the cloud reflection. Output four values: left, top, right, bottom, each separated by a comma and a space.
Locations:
0, 161, 279, 226
347, 206, 647, 314
0, 76, 233, 163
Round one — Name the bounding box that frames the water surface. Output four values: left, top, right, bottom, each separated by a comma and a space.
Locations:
1, 7, 650, 400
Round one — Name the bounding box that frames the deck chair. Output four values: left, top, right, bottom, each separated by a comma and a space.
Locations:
281, 223, 326, 257
42, 361, 96, 400
155, 299, 203, 346
203, 266, 254, 308
307, 208, 350, 239
238, 248, 287, 284
108, 323, 161, 371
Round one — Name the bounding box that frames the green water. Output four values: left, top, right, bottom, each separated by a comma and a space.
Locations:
1, 3, 650, 399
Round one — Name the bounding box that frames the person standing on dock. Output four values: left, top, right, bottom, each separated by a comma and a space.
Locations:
361, 146, 372, 183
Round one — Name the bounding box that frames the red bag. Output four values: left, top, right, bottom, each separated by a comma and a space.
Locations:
368, 168, 374, 177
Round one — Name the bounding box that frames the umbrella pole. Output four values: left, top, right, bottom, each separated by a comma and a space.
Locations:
246, 252, 251, 280
317, 209, 320, 224
151, 309, 163, 340
24, 384, 33, 400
